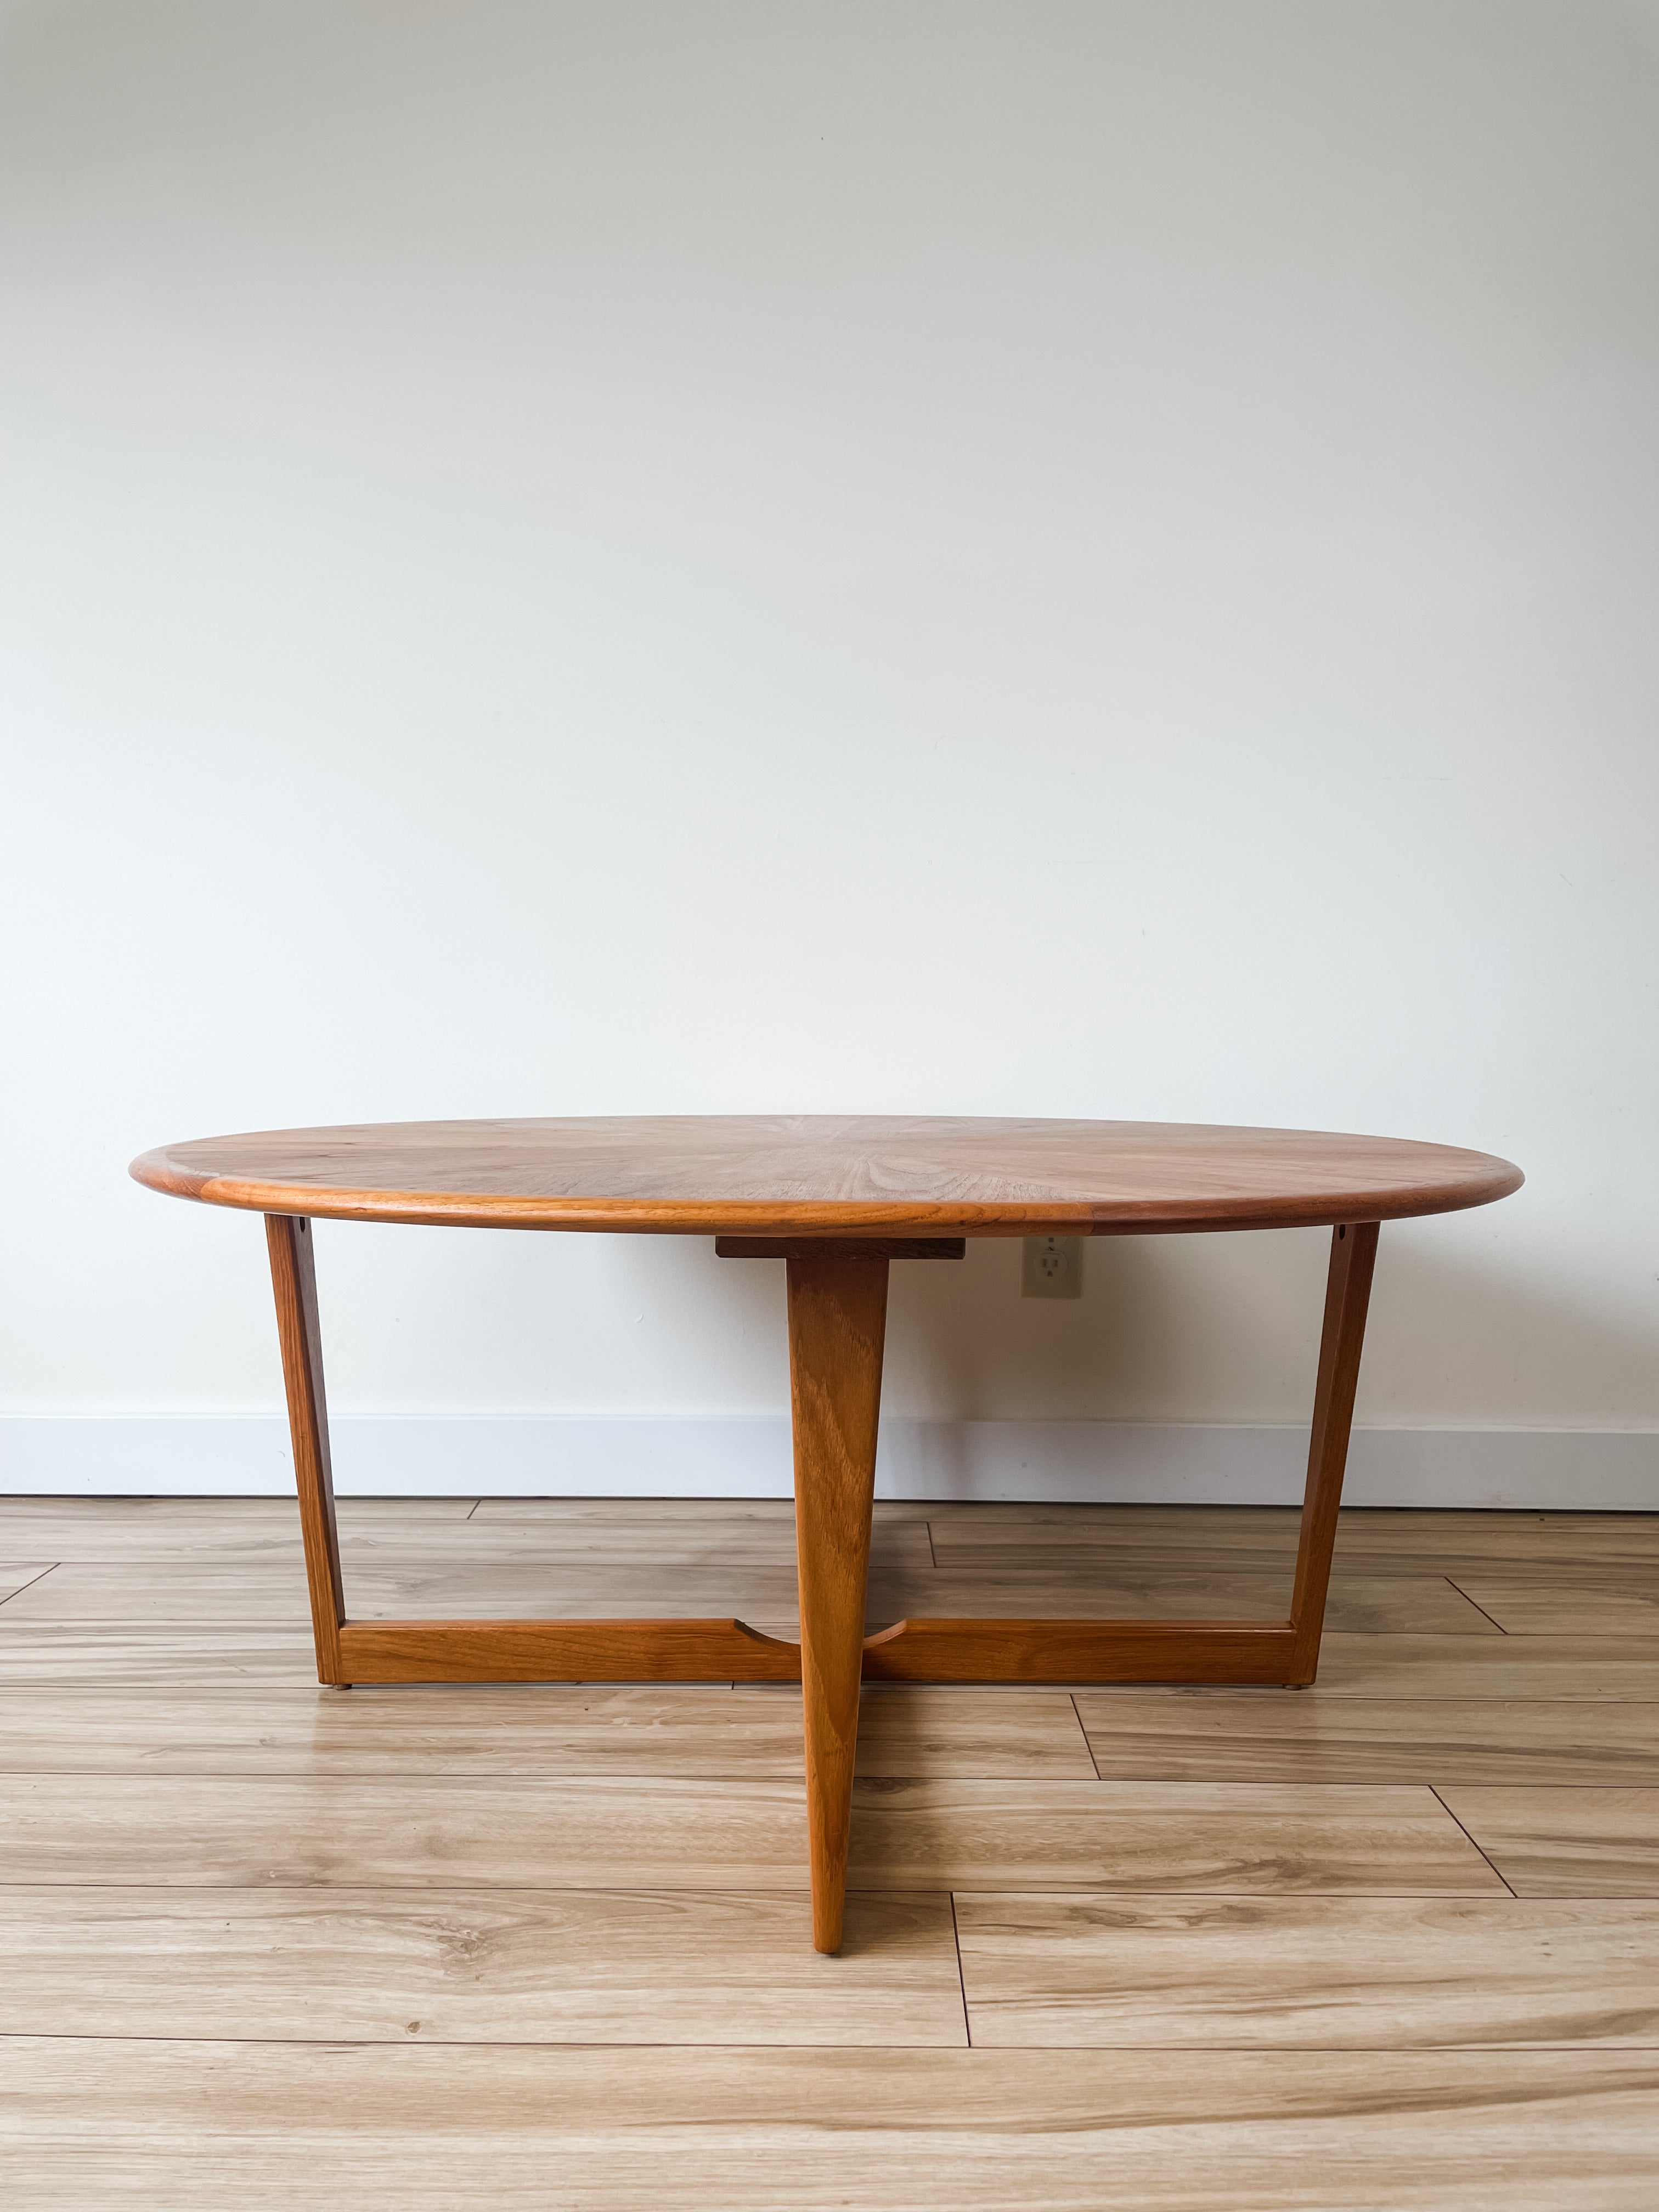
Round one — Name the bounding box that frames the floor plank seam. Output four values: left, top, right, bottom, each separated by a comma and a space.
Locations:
1429, 1785, 1520, 1896
947, 1892, 973, 2049
0, 1565, 64, 1609
1068, 1692, 1103, 1779
1443, 1577, 1511, 1634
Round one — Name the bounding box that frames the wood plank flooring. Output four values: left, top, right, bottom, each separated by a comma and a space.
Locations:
955, 1894, 1659, 2048
4, 2042, 1655, 2209
2, 1495, 1655, 2207
0, 1886, 967, 2046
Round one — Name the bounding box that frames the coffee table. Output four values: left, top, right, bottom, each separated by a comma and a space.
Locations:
132, 1115, 1521, 1949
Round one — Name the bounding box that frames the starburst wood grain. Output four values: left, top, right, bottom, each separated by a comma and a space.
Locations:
131, 1114, 1521, 1234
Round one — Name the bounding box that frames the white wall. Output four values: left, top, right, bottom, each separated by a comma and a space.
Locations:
2, 2, 1656, 1494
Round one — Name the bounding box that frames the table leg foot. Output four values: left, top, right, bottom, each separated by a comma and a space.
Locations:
786, 1251, 888, 1955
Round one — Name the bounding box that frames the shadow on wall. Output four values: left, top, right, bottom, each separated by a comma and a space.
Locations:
1353, 1233, 1658, 1431
307, 1212, 1655, 1433
882, 1226, 1657, 1431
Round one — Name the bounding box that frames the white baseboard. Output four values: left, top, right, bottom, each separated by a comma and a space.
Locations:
1, 1414, 1654, 1509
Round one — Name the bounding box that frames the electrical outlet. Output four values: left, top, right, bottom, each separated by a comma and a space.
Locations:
1022, 1235, 1084, 1299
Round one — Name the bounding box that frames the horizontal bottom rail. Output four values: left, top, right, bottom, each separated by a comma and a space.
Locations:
860, 1617, 1300, 1684
337, 1618, 801, 1684
335, 1615, 1302, 1687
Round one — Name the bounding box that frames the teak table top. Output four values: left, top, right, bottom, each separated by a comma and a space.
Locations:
130, 1115, 1522, 1237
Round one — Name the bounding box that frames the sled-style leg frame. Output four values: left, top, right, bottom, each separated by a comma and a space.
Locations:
267, 1216, 1379, 1954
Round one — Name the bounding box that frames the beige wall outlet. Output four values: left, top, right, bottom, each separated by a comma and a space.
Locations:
1022, 1235, 1084, 1298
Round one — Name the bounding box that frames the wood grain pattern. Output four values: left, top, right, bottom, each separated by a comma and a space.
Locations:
460, 1498, 1648, 1569
954, 1894, 1659, 2047
1289, 1222, 1379, 1678
0, 1511, 930, 1620
0, 1885, 967, 2046
1449, 1582, 1659, 1635
264, 1215, 345, 1683
7, 2042, 1654, 2211
0, 1774, 1501, 1893
926, 1531, 1306, 1576
864, 1573, 1497, 1635
0, 1496, 476, 1562
925, 1507, 1659, 1577
1305, 1637, 1659, 1700
337, 1618, 804, 1683
860, 1618, 1300, 1684
1436, 1789, 1659, 1897
4, 1582, 1483, 1687
854, 1686, 1098, 1779
0, 1561, 808, 1626
0, 1685, 1097, 1780
131, 1114, 1522, 1234
0, 1771, 817, 1889
1326, 1512, 1659, 1576
14, 1622, 1649, 1697
922, 1542, 1630, 1613
428, 1516, 935, 1571
787, 1250, 889, 1950
0, 1625, 324, 1686
1075, 1691, 1659, 1786
0, 1563, 55, 1602
926, 1504, 1306, 1563
843, 1781, 1504, 1893
5, 1497, 1658, 2212
0, 1559, 1493, 1635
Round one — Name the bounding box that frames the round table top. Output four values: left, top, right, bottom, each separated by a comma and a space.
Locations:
131, 1116, 1522, 1237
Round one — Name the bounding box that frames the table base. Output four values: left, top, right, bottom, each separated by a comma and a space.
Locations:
265, 1214, 1379, 1954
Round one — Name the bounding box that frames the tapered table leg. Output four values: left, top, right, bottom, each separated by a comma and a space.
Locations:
786, 1250, 889, 1954
266, 1214, 348, 1686
1288, 1220, 1380, 1682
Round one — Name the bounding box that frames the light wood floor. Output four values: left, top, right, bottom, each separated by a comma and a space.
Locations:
2, 1496, 1656, 2208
